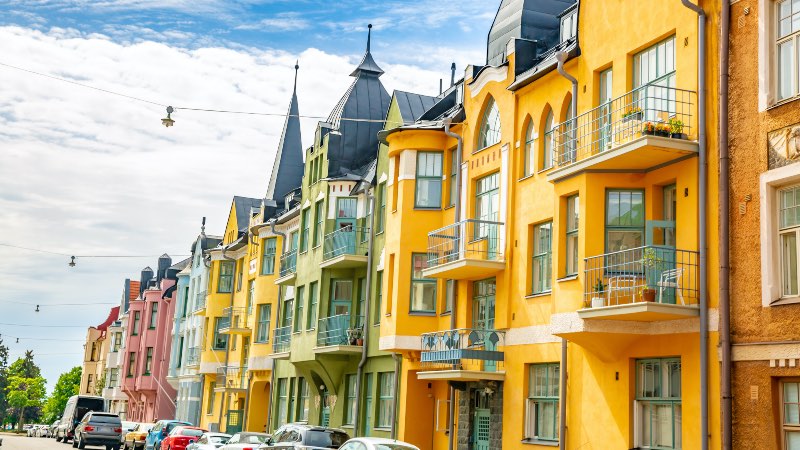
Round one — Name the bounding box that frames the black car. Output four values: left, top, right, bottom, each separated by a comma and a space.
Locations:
259, 423, 349, 449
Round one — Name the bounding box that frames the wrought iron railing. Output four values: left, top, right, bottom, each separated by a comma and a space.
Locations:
551, 84, 696, 169
427, 219, 505, 267
583, 245, 699, 308
279, 250, 297, 278
272, 326, 292, 353
185, 347, 200, 366
316, 314, 365, 347
323, 226, 370, 261
193, 290, 207, 312
215, 365, 248, 390
420, 328, 505, 372
221, 306, 248, 330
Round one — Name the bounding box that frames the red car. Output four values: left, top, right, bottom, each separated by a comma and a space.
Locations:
161, 426, 207, 450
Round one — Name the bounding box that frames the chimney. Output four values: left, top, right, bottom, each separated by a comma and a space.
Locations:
439, 78, 443, 95
156, 254, 172, 282
139, 267, 154, 296
450, 62, 456, 86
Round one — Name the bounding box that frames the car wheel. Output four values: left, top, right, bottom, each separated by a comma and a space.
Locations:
56, 435, 62, 442
77, 434, 86, 449
72, 436, 78, 447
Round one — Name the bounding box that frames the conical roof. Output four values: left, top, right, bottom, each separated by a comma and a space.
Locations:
350, 24, 384, 77
265, 63, 304, 204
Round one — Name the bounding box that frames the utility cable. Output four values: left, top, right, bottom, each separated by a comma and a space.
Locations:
0, 243, 189, 258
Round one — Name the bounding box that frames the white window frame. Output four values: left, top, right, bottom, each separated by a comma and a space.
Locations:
760, 0, 800, 109
560, 9, 577, 43
760, 163, 800, 305
776, 0, 800, 102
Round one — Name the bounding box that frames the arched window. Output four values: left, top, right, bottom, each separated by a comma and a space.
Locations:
542, 110, 554, 170
478, 97, 501, 149
524, 120, 535, 177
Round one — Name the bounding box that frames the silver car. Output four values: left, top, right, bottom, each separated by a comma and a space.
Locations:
338, 438, 420, 450
72, 411, 123, 450
186, 432, 232, 450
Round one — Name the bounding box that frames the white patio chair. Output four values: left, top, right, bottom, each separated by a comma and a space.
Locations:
657, 268, 685, 304
607, 275, 641, 305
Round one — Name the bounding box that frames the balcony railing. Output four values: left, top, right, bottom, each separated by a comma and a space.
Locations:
272, 326, 292, 353
420, 328, 505, 372
583, 246, 699, 308
221, 306, 249, 332
316, 314, 364, 347
193, 290, 207, 312
550, 84, 696, 169
427, 219, 505, 267
186, 347, 200, 367
323, 226, 369, 261
215, 365, 248, 391
279, 250, 297, 278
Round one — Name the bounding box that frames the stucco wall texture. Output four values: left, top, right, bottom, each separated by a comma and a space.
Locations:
728, 1, 800, 448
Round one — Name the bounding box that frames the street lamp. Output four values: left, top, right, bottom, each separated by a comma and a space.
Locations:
162, 106, 175, 127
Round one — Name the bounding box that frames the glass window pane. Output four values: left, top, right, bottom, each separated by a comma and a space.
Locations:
788, 431, 800, 450
782, 232, 799, 296
779, 40, 796, 100
786, 382, 800, 403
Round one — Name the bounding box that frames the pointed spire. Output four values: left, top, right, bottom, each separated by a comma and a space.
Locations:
265, 63, 304, 204
350, 23, 384, 77
293, 60, 299, 92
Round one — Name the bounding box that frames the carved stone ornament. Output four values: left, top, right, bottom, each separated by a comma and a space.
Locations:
768, 124, 800, 169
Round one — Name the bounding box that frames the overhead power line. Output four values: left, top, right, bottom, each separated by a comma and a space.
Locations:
0, 243, 189, 258
0, 321, 94, 328
3, 300, 117, 307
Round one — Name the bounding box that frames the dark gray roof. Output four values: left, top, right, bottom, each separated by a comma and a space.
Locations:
265, 64, 304, 205
323, 26, 390, 178
169, 257, 191, 271
350, 26, 384, 77
487, 0, 577, 66
232, 196, 262, 232
394, 91, 438, 124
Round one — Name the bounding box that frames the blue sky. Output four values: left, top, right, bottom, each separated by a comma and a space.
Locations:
0, 1, 498, 392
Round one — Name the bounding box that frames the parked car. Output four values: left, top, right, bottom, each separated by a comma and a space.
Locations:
338, 438, 420, 450
71, 411, 122, 450
50, 420, 60, 438
56, 394, 107, 443
25, 424, 37, 437
186, 433, 231, 450
145, 420, 192, 450
123, 423, 155, 450
36, 424, 50, 437
160, 426, 207, 450
258, 424, 348, 449
219, 432, 270, 450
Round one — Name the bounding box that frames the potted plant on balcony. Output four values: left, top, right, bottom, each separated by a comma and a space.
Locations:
591, 279, 606, 308
347, 326, 363, 346
655, 123, 670, 137
668, 118, 686, 139
642, 121, 656, 135
622, 106, 643, 122
639, 248, 663, 302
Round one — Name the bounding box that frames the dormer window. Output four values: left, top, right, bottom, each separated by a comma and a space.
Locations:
560, 9, 577, 43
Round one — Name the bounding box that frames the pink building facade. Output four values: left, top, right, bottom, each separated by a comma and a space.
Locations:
121, 255, 188, 422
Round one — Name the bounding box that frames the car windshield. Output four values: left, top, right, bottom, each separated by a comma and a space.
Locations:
139, 424, 154, 432
376, 445, 418, 450
241, 434, 268, 443
305, 430, 349, 448
210, 436, 229, 444
122, 421, 136, 429
90, 414, 121, 424
166, 422, 191, 432
182, 429, 204, 437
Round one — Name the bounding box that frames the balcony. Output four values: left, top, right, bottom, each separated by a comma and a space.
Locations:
275, 250, 297, 286
320, 226, 369, 269
314, 314, 364, 355
579, 246, 699, 321
424, 219, 505, 279
214, 365, 248, 392
185, 347, 200, 367
219, 307, 251, 335
546, 85, 698, 183
193, 290, 207, 314
418, 328, 505, 381
271, 326, 291, 358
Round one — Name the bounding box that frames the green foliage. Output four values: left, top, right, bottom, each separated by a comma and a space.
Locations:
42, 366, 82, 423
0, 336, 9, 424
5, 351, 45, 429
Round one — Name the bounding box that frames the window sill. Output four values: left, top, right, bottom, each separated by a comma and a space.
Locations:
557, 275, 578, 283
537, 166, 554, 175
767, 95, 800, 111
409, 311, 437, 316
312, 245, 321, 250
254, 341, 269, 345
373, 427, 392, 431
521, 438, 559, 447
376, 231, 385, 236
525, 291, 552, 299
413, 207, 443, 211
472, 142, 501, 155
444, 205, 455, 210
770, 297, 800, 306
440, 311, 452, 316
518, 173, 535, 183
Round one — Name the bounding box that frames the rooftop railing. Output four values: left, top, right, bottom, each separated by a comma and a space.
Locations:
323, 226, 370, 261
420, 328, 505, 372
427, 219, 505, 267
317, 314, 364, 347
279, 250, 297, 278
583, 245, 699, 308
272, 326, 292, 353
551, 84, 696, 169
193, 290, 207, 312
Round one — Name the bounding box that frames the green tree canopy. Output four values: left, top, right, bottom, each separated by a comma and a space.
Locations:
5, 351, 46, 429
42, 366, 82, 423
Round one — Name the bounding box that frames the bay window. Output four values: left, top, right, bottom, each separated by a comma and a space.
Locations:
415, 152, 443, 209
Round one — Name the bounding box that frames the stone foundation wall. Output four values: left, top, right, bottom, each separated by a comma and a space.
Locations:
456, 381, 503, 450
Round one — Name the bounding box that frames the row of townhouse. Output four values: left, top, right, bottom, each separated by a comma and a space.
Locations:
79, 0, 800, 448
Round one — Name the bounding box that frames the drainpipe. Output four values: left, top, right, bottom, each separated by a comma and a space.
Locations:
442, 118, 462, 450
719, 0, 731, 448
555, 50, 577, 450
267, 219, 286, 433
354, 191, 376, 435
217, 247, 237, 432
681, 2, 708, 449
391, 353, 402, 440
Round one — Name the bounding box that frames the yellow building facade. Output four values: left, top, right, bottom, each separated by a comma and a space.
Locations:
380, 1, 720, 449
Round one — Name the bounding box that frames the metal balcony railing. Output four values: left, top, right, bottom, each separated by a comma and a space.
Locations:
185, 347, 200, 366
550, 84, 696, 169
583, 245, 699, 308
420, 328, 505, 372
279, 250, 297, 278
272, 326, 292, 353
323, 226, 369, 261
216, 365, 248, 390
427, 219, 505, 267
193, 290, 207, 312
316, 314, 365, 347
221, 306, 248, 330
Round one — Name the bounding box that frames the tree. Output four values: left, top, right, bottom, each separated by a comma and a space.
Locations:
42, 367, 82, 424
0, 336, 9, 426
7, 373, 46, 430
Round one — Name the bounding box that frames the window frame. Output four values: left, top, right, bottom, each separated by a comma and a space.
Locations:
300, 207, 310, 253
262, 238, 277, 275
565, 195, 580, 276
605, 189, 646, 254
634, 357, 682, 449
410, 253, 437, 314
477, 97, 502, 150
414, 151, 444, 209
344, 374, 357, 425
126, 352, 136, 378
781, 378, 800, 449
532, 222, 553, 294
374, 271, 383, 326
132, 311, 141, 336
443, 279, 456, 314
218, 260, 235, 293
542, 111, 554, 171
149, 301, 158, 329
524, 120, 535, 177
313, 200, 325, 247
307, 281, 318, 330
256, 304, 272, 343
525, 363, 560, 442
780, 185, 800, 298
294, 285, 305, 333
144, 347, 153, 376
776, 0, 800, 102
213, 317, 228, 351
560, 9, 577, 43
448, 148, 458, 207
377, 182, 386, 233
377, 372, 395, 429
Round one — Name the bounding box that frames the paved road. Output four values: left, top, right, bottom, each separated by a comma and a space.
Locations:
0, 434, 118, 450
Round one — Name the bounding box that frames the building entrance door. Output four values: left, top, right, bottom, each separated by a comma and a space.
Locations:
472, 390, 491, 450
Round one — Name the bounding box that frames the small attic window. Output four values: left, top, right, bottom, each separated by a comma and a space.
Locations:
560, 9, 577, 43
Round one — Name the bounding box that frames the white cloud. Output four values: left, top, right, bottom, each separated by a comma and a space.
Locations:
0, 24, 444, 388
235, 12, 312, 32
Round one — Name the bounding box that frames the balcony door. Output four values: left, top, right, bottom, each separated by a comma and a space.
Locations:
472, 278, 497, 372
598, 68, 613, 152
644, 185, 678, 304
330, 280, 352, 317
475, 173, 500, 258
633, 36, 676, 121
335, 197, 357, 255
